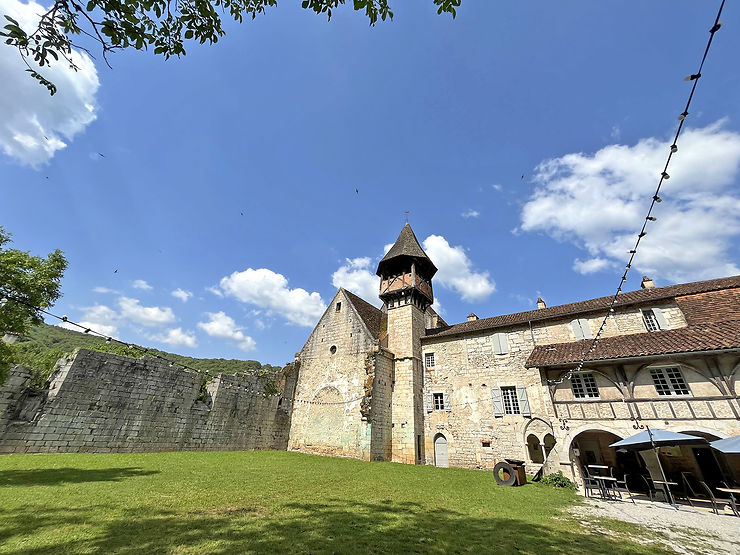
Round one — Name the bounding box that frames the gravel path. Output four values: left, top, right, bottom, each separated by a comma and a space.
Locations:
571, 498, 740, 554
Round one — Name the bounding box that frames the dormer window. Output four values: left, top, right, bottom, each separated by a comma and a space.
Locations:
641, 308, 668, 332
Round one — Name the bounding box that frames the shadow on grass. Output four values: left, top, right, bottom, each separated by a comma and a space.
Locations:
0, 498, 664, 554
0, 467, 158, 487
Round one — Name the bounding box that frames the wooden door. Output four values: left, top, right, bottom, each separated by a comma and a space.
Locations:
434, 434, 449, 468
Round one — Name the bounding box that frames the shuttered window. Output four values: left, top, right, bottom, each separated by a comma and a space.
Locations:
492, 333, 509, 355
571, 318, 592, 340
641, 308, 668, 332
492, 386, 531, 416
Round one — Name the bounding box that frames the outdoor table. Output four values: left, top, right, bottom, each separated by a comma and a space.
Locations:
717, 487, 740, 494
588, 465, 609, 470
594, 476, 618, 500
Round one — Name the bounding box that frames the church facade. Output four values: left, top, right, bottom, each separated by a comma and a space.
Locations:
288, 224, 740, 486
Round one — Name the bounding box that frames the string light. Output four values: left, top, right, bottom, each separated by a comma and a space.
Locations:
546, 0, 724, 386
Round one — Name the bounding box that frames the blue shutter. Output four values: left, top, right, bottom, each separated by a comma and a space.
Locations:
491, 388, 504, 417
443, 392, 451, 412
516, 386, 531, 417
492, 333, 502, 354
654, 308, 668, 330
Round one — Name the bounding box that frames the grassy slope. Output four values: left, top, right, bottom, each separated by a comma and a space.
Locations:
0, 451, 664, 554
3, 323, 282, 387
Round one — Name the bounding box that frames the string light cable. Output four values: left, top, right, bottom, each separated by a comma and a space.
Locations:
546, 1, 725, 386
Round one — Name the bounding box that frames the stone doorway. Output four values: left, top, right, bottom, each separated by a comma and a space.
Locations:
434, 433, 449, 468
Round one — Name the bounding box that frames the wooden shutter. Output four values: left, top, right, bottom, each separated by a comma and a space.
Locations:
491, 388, 504, 417
654, 308, 668, 329
443, 392, 451, 412
493, 333, 510, 355
571, 319, 584, 340
516, 386, 531, 417
425, 393, 433, 413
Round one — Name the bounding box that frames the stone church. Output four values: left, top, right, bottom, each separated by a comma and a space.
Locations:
288, 224, 740, 486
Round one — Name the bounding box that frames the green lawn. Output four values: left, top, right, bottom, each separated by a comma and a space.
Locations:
0, 451, 662, 554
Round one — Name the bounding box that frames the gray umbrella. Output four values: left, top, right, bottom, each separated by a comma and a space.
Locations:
710, 435, 740, 455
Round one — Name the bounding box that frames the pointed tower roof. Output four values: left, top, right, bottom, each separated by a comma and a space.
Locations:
376, 223, 437, 277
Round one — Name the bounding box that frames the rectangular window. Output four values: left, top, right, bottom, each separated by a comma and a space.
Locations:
650, 367, 690, 396
425, 352, 435, 369
433, 392, 445, 411
571, 373, 600, 399
501, 386, 520, 415
335, 302, 341, 312
642, 309, 660, 332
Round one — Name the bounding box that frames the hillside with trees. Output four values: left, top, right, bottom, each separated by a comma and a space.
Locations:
1, 323, 283, 387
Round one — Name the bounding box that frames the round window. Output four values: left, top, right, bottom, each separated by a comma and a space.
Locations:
330, 345, 337, 355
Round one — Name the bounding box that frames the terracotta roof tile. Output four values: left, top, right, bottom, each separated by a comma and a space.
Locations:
676, 288, 740, 325
343, 290, 383, 340
425, 275, 740, 339
525, 320, 740, 367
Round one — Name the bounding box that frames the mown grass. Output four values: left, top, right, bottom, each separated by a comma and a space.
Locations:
0, 451, 664, 554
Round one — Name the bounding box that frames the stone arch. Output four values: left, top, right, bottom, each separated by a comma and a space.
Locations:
543, 433, 556, 457
527, 434, 544, 464
522, 416, 553, 439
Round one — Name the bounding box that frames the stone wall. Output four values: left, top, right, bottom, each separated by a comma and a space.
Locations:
288, 289, 377, 460
0, 349, 295, 454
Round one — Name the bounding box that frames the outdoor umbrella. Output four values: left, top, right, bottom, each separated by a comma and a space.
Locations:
609, 429, 708, 451
709, 435, 740, 455
609, 428, 707, 508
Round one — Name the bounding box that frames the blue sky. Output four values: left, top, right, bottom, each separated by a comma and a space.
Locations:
2, 1, 739, 365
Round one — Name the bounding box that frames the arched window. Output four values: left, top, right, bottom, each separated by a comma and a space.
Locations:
527, 434, 544, 464
543, 433, 556, 457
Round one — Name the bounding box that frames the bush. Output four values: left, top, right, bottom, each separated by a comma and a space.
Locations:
540, 471, 576, 490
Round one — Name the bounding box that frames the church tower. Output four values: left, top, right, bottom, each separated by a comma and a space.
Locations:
376, 223, 437, 464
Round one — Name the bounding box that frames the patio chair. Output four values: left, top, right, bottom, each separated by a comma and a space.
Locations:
640, 475, 662, 503
581, 466, 601, 498
610, 469, 635, 503
719, 482, 740, 517
698, 481, 737, 516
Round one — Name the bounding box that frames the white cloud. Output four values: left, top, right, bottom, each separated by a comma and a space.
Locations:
117, 297, 175, 327
150, 327, 197, 348
461, 209, 480, 219
331, 257, 380, 304
92, 286, 118, 294
132, 279, 153, 291
573, 257, 611, 275
206, 285, 223, 297
57, 304, 118, 337
0, 0, 99, 167
219, 268, 325, 327
491, 184, 503, 192
520, 121, 740, 283
171, 288, 193, 302
421, 235, 496, 302
197, 311, 256, 352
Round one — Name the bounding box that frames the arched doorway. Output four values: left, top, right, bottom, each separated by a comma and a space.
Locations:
570, 429, 642, 491
543, 433, 556, 457
434, 434, 449, 468
527, 434, 544, 464
681, 430, 724, 487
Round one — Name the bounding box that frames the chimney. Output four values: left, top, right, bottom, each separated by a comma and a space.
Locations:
641, 276, 655, 289
467, 313, 479, 322
537, 297, 546, 309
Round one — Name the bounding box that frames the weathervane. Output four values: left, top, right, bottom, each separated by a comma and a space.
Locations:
405, 210, 409, 223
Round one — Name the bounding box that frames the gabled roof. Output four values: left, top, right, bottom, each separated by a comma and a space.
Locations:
343, 289, 384, 340
376, 223, 437, 276
425, 275, 740, 339
525, 319, 740, 368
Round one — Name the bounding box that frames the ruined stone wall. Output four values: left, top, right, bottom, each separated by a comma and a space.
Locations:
288, 290, 376, 460
0, 349, 294, 454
